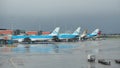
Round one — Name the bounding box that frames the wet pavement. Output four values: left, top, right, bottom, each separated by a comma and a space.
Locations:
0, 38, 120, 68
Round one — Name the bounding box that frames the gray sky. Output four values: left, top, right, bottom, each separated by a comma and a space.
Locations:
0, 0, 120, 33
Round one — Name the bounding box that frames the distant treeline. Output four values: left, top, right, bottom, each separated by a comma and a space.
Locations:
100, 34, 120, 38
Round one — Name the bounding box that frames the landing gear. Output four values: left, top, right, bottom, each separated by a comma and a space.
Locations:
52, 36, 60, 42
23, 37, 32, 44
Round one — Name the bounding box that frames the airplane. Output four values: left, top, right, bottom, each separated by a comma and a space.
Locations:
12, 27, 60, 42
27, 27, 60, 42
12, 35, 27, 42
80, 29, 100, 40
58, 27, 81, 42
80, 29, 88, 40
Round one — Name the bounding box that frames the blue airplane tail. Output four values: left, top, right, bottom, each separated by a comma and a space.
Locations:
49, 27, 60, 36
72, 27, 81, 35
91, 29, 99, 35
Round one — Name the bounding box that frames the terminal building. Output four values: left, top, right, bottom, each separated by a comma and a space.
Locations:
0, 29, 13, 44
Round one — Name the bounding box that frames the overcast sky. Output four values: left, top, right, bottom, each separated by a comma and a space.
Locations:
0, 0, 120, 33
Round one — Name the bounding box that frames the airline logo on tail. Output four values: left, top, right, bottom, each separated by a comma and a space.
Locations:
49, 27, 60, 36
72, 27, 81, 35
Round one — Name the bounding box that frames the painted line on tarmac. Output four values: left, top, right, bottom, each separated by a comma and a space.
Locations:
9, 57, 17, 68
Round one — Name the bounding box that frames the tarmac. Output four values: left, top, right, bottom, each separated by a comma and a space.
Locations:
0, 38, 120, 68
